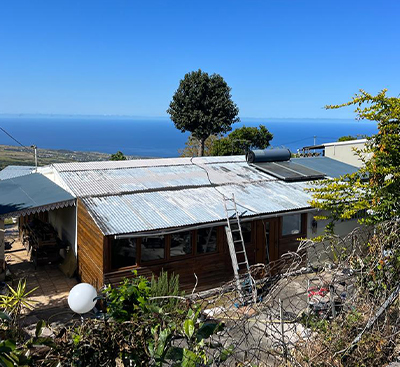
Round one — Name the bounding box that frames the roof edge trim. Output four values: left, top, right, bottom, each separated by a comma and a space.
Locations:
0, 199, 76, 220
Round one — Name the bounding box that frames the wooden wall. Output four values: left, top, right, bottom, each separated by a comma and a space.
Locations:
104, 221, 264, 292
74, 209, 307, 291
77, 199, 105, 288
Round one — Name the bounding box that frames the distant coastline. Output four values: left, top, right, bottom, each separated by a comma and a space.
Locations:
0, 116, 378, 158
0, 144, 141, 170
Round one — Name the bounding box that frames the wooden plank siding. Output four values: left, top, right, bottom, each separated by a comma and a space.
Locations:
77, 199, 105, 288
75, 205, 308, 292
104, 221, 264, 292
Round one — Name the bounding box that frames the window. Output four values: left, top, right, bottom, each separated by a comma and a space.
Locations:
170, 231, 192, 257
111, 238, 136, 269
141, 236, 165, 262
282, 214, 301, 236
197, 227, 217, 254
233, 222, 252, 244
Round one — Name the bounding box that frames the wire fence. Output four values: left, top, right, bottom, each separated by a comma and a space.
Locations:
179, 220, 400, 366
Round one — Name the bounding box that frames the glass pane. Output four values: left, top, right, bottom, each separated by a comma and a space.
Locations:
197, 227, 217, 254
233, 222, 252, 244
282, 214, 301, 236
141, 236, 165, 262
170, 231, 192, 257
111, 238, 136, 269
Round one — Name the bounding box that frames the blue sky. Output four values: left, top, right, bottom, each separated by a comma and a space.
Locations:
0, 0, 399, 118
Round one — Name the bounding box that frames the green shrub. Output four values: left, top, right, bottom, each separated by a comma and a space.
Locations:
150, 270, 184, 312
103, 271, 151, 322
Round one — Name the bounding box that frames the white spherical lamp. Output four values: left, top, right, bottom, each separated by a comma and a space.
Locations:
68, 283, 97, 314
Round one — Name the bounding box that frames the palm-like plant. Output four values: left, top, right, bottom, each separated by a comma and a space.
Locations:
0, 279, 37, 322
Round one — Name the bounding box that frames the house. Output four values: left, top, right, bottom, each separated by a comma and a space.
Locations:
302, 139, 368, 167
0, 153, 361, 291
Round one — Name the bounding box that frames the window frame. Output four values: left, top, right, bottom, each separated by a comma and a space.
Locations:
108, 236, 139, 271
169, 230, 195, 260
140, 235, 168, 265
195, 226, 220, 256
108, 225, 223, 271
281, 213, 303, 237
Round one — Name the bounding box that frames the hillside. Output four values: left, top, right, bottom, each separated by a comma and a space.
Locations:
0, 145, 137, 170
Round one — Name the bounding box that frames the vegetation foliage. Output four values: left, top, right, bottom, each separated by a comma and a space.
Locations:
0, 279, 37, 327
0, 272, 229, 366
110, 151, 127, 161
337, 135, 357, 142
168, 69, 240, 156
308, 89, 400, 227
180, 125, 273, 157
210, 125, 273, 156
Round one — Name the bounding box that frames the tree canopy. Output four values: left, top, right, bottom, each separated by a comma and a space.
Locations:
110, 151, 127, 161
210, 125, 273, 156
308, 89, 400, 227
167, 69, 240, 156
179, 125, 273, 157
337, 135, 357, 142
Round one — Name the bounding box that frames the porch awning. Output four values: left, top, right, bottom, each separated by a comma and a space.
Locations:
0, 173, 76, 219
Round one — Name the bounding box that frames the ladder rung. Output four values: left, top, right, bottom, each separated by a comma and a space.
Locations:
238, 262, 248, 265
236, 251, 245, 254
234, 240, 243, 243
231, 229, 241, 232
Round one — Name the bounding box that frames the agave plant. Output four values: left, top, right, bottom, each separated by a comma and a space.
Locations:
0, 279, 38, 322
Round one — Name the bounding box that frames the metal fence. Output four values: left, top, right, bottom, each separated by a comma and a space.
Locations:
184, 220, 400, 366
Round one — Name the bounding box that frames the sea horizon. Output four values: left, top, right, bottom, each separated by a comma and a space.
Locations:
0, 115, 378, 158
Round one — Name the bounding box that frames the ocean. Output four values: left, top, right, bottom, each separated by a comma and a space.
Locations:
0, 116, 378, 158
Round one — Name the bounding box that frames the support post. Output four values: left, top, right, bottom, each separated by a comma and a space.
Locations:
31, 145, 38, 172
330, 284, 336, 318
279, 298, 288, 364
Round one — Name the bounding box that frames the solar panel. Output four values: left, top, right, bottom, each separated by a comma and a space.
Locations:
250, 161, 325, 182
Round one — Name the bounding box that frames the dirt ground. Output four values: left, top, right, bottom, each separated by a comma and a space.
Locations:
3, 224, 81, 330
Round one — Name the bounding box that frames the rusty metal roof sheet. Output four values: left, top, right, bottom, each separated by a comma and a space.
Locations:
82, 180, 312, 236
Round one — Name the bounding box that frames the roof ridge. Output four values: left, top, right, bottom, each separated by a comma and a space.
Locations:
52, 157, 246, 172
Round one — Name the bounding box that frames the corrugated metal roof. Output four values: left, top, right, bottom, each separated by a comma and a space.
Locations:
48, 155, 320, 235
53, 156, 245, 172
57, 159, 276, 197
0, 166, 35, 180
82, 180, 312, 236
0, 173, 75, 219
292, 157, 358, 178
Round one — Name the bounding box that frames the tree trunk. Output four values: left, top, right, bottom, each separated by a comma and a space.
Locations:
198, 138, 205, 156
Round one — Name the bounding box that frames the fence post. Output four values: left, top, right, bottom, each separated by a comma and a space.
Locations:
330, 285, 336, 318
279, 298, 288, 364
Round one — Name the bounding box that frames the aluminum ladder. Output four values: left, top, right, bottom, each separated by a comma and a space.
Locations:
223, 194, 255, 303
